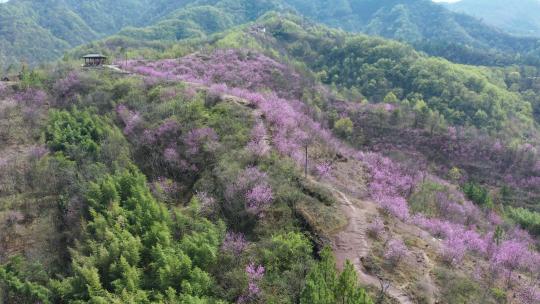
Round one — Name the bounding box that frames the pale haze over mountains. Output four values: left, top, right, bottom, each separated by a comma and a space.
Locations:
445, 0, 540, 36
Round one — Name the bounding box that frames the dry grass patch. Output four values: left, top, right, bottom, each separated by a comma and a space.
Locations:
296, 199, 347, 235
0, 194, 62, 267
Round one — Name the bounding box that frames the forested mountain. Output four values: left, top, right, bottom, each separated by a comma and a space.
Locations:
3, 0, 540, 69
69, 12, 540, 133
1, 1, 540, 304
446, 0, 540, 37
116, 0, 283, 41
0, 0, 144, 67
102, 0, 540, 66
0, 0, 280, 68
283, 0, 540, 66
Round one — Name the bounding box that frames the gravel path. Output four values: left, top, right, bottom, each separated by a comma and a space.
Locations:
331, 190, 415, 304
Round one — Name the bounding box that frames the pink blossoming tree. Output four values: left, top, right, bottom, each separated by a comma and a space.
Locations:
222, 232, 249, 255
237, 263, 265, 303
226, 167, 273, 217
384, 238, 409, 266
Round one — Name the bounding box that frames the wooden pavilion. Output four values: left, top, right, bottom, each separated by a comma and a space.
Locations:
82, 54, 107, 67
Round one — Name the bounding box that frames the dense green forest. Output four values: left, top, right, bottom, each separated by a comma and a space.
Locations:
89, 0, 540, 67
0, 0, 291, 68
282, 0, 540, 66
3, 0, 540, 69
259, 14, 535, 130
0, 0, 244, 67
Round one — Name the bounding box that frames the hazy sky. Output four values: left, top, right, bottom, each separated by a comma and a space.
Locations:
0, 0, 466, 3
0, 0, 468, 3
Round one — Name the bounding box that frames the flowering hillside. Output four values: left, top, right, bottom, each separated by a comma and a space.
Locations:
1, 13, 540, 304
116, 48, 540, 303
122, 49, 306, 99
120, 49, 347, 165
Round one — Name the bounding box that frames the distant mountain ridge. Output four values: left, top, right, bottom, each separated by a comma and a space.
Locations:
0, 0, 284, 68
2, 0, 540, 69
283, 0, 540, 66
104, 0, 540, 66
0, 0, 205, 67
446, 0, 540, 37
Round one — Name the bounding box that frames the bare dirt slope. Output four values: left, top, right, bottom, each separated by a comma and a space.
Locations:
0, 97, 62, 267
331, 189, 415, 304
309, 159, 439, 304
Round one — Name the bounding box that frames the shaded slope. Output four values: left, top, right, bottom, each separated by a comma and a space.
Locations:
117, 0, 283, 41
0, 0, 201, 67
0, 0, 285, 68
447, 0, 540, 37
283, 0, 540, 66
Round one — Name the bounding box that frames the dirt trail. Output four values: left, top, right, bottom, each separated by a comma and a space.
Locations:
331, 190, 415, 304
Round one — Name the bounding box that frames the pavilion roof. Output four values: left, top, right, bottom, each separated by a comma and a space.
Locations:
82, 54, 107, 58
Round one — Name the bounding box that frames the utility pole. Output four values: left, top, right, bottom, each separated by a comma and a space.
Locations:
304, 144, 308, 178
120, 46, 128, 68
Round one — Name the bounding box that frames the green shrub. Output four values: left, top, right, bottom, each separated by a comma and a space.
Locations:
434, 267, 482, 304
508, 207, 540, 236
298, 179, 337, 206
490, 287, 507, 304
259, 232, 314, 302
409, 181, 447, 216
0, 256, 52, 304
45, 108, 106, 160
260, 232, 312, 273
463, 182, 493, 207
50, 167, 225, 302
300, 247, 373, 304
334, 117, 354, 138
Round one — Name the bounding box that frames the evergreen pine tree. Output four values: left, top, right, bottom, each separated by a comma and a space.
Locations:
300, 247, 372, 304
